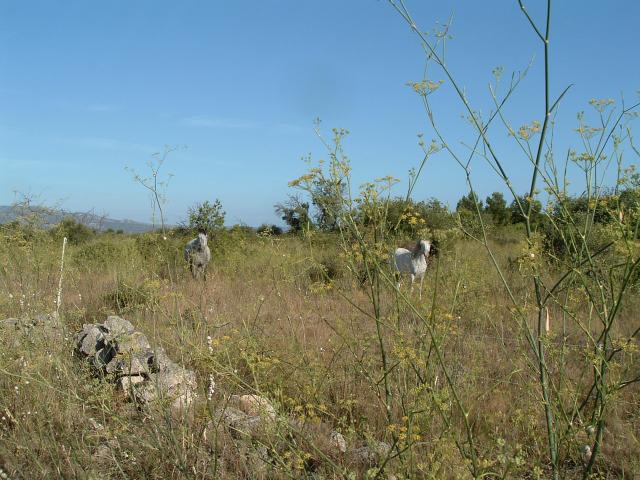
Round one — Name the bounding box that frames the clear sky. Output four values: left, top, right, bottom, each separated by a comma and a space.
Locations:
1, 1, 638, 226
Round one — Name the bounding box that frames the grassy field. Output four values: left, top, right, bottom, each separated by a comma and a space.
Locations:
0, 223, 638, 479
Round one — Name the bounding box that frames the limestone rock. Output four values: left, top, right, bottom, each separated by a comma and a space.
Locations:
330, 431, 347, 453
0, 318, 20, 329
353, 440, 391, 465
74, 315, 197, 412
76, 324, 107, 357
116, 331, 152, 354
230, 394, 276, 420
106, 352, 151, 376
134, 363, 197, 407
213, 406, 263, 438
103, 315, 135, 337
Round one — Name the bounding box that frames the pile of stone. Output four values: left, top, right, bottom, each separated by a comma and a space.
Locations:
2, 312, 395, 474
209, 393, 390, 468
75, 315, 197, 410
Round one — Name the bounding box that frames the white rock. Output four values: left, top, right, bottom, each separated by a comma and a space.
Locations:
330, 431, 347, 453
230, 394, 276, 419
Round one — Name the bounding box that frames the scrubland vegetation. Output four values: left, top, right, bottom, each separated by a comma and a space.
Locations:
2, 1, 639, 478
1, 189, 639, 479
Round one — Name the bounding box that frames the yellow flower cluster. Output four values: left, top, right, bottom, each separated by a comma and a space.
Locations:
569, 151, 596, 163
589, 98, 615, 112
392, 343, 419, 364
407, 79, 445, 96
387, 419, 423, 445
515, 120, 541, 140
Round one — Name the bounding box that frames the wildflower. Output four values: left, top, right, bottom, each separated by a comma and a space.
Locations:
581, 445, 592, 464
206, 336, 213, 354
207, 374, 215, 401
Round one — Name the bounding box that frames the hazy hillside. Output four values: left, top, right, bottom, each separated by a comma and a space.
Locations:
0, 205, 154, 233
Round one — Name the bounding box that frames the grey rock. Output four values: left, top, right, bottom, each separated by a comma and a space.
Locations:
246, 444, 271, 476
92, 439, 120, 465
88, 417, 105, 431
147, 347, 173, 372
214, 406, 263, 438
330, 431, 347, 453
103, 316, 135, 337
0, 318, 20, 329
119, 375, 145, 394
115, 331, 152, 354
134, 365, 197, 406
77, 323, 155, 376
353, 440, 391, 465
92, 343, 117, 370
34, 312, 59, 326
77, 325, 107, 356
106, 354, 149, 376
74, 315, 197, 411
229, 394, 276, 419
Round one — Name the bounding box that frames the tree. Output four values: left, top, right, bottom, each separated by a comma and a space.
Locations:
485, 192, 509, 225
419, 198, 456, 230
509, 195, 542, 225
52, 217, 95, 244
257, 224, 283, 235
620, 187, 640, 227
456, 192, 483, 213
274, 195, 312, 233
310, 178, 345, 232
188, 199, 225, 233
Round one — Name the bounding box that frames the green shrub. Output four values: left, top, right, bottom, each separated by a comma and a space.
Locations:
103, 280, 154, 312
257, 224, 284, 236
72, 239, 132, 270
308, 255, 344, 284
51, 217, 95, 245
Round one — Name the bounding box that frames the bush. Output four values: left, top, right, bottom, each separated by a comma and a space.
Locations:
307, 255, 344, 284
51, 217, 95, 245
103, 280, 154, 312
187, 199, 225, 233
72, 239, 132, 270
257, 224, 284, 236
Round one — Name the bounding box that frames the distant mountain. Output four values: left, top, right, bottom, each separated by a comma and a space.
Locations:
0, 205, 155, 233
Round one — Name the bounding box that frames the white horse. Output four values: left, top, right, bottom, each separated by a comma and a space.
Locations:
393, 239, 432, 299
184, 232, 211, 280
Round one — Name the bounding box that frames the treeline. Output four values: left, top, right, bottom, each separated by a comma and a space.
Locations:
3, 187, 639, 245
274, 188, 640, 236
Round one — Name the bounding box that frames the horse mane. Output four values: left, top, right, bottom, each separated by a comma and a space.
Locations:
401, 240, 423, 256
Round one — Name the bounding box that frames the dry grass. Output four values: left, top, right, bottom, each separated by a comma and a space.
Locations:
0, 227, 638, 479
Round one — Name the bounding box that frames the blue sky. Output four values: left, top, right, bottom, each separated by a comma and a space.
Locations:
1, 1, 638, 226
